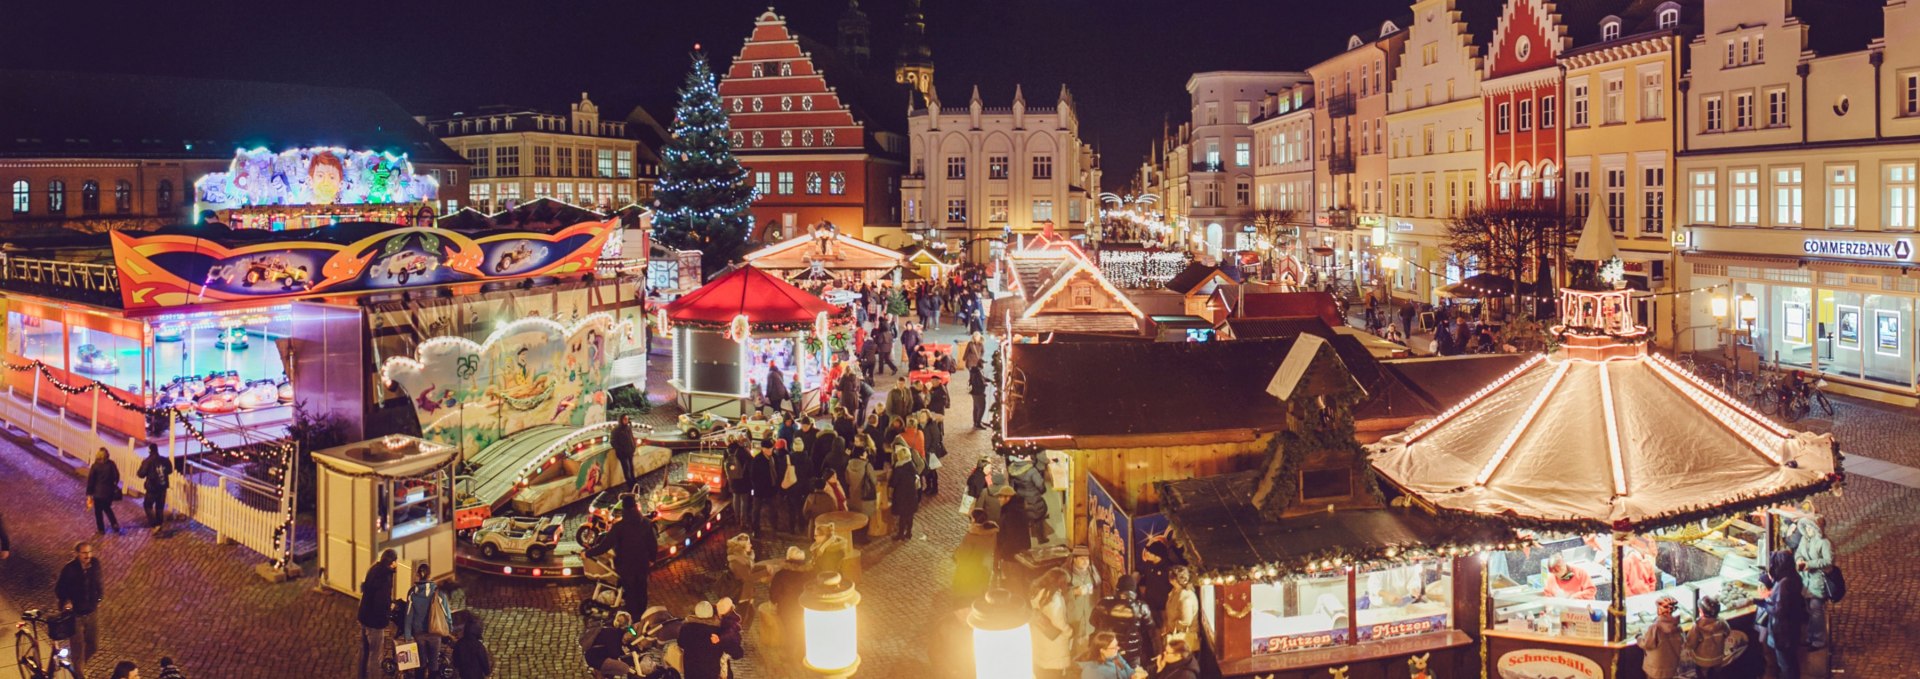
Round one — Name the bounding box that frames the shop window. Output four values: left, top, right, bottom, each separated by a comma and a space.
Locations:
67, 325, 141, 391
1250, 572, 1351, 653
1771, 284, 1815, 369
1357, 562, 1453, 641
1487, 537, 1610, 640
1821, 290, 1913, 386
6, 312, 65, 368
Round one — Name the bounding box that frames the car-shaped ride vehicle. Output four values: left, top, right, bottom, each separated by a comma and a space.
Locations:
574, 482, 714, 559
677, 412, 729, 438
470, 515, 564, 562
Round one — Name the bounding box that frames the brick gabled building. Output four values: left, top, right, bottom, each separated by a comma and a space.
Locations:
717, 7, 910, 245
1483, 0, 1572, 211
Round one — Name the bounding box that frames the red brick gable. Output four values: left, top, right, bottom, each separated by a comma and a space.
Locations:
1486, 0, 1565, 79
717, 9, 863, 151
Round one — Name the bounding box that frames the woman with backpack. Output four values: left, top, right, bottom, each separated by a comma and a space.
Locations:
403, 562, 454, 678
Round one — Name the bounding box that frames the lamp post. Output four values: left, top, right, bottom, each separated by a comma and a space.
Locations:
968, 588, 1034, 679
801, 572, 861, 678
1736, 292, 1759, 373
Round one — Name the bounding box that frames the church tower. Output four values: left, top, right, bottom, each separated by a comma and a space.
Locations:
837, 0, 870, 70
895, 0, 935, 100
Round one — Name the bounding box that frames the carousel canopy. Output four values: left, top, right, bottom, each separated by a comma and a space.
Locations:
1368, 349, 1839, 533
664, 265, 841, 326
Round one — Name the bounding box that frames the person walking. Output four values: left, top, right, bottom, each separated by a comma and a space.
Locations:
610, 414, 638, 488
402, 562, 454, 678
357, 549, 399, 679
969, 365, 989, 429
888, 445, 922, 541
55, 541, 105, 677
764, 361, 791, 414
1030, 568, 1076, 678
1794, 517, 1834, 650
86, 447, 123, 535
744, 442, 776, 535
450, 610, 493, 679
135, 444, 173, 530
1760, 550, 1808, 679
583, 493, 658, 619
781, 439, 814, 534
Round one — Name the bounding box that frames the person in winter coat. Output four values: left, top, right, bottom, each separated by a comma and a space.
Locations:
1030, 568, 1076, 676
995, 486, 1033, 566
450, 610, 493, 679
780, 440, 814, 534
886, 376, 916, 422
1098, 571, 1152, 667
965, 457, 993, 506
55, 541, 105, 677
1793, 517, 1834, 649
1076, 631, 1144, 679
1066, 548, 1101, 652
1160, 567, 1199, 654
768, 548, 813, 665
1150, 639, 1201, 679
86, 447, 123, 535
969, 366, 989, 429
764, 361, 791, 414
357, 549, 399, 678
801, 477, 841, 529
155, 657, 188, 679
1636, 596, 1683, 679
1008, 456, 1051, 544
677, 600, 744, 679
582, 493, 658, 618
842, 444, 877, 515
963, 333, 985, 373
888, 446, 922, 541
1760, 549, 1807, 679
744, 442, 776, 535
952, 512, 998, 605
1686, 596, 1738, 679
135, 444, 173, 529
610, 415, 638, 488
403, 562, 454, 677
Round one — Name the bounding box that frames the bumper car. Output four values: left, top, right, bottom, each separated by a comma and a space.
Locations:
471, 515, 564, 562
574, 482, 714, 558
237, 379, 280, 410
153, 325, 185, 343
677, 412, 728, 438
195, 389, 239, 415
277, 378, 294, 404
72, 344, 119, 375
205, 370, 241, 391
214, 327, 249, 350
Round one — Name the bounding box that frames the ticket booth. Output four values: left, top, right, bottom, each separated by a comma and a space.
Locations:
315, 434, 459, 596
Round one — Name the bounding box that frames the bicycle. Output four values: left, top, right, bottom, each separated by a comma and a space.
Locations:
14, 609, 79, 679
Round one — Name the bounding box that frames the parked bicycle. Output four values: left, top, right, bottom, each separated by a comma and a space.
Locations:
14, 609, 79, 679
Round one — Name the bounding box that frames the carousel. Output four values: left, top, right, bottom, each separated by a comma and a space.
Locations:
1367, 216, 1842, 678
662, 265, 848, 418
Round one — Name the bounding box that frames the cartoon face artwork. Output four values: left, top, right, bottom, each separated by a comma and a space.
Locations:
309, 151, 345, 205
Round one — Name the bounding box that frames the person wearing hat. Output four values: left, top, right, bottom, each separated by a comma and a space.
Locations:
1637, 595, 1684, 679
994, 485, 1032, 566
1066, 546, 1101, 652
768, 547, 813, 666
677, 600, 742, 679
1686, 596, 1743, 679
583, 493, 659, 619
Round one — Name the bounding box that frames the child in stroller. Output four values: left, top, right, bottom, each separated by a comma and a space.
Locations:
581, 609, 682, 678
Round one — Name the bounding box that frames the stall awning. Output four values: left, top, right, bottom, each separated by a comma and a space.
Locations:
664, 265, 842, 326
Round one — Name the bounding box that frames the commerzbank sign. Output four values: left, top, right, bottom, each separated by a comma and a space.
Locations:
1802, 238, 1914, 262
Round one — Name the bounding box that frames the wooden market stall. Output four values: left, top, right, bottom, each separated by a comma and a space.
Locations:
314, 434, 460, 597
663, 265, 846, 418
742, 225, 906, 287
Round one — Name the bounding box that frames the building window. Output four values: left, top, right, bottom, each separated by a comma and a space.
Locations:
1888, 163, 1917, 229
824, 130, 836, 145
1904, 73, 1920, 116
80, 180, 99, 214
1704, 96, 1723, 132
1640, 71, 1664, 120
751, 64, 763, 78
1602, 20, 1621, 41
1691, 170, 1717, 224
754, 172, 771, 196
469, 183, 490, 211
467, 148, 493, 178
494, 146, 520, 177
1070, 282, 1095, 307
1236, 179, 1251, 207
1766, 88, 1789, 127
1033, 155, 1054, 180
556, 182, 574, 203
1425, 175, 1436, 215
10, 180, 27, 214
1604, 78, 1625, 124
989, 199, 1008, 222
806, 172, 822, 194
1032, 199, 1054, 222
1734, 92, 1754, 129
988, 156, 1009, 180
1641, 167, 1665, 234
1604, 169, 1626, 232
1658, 8, 1680, 29
1205, 140, 1220, 168
1521, 165, 1537, 200
828, 172, 846, 195
1235, 141, 1251, 167
1571, 82, 1589, 127
1570, 169, 1591, 220
1204, 182, 1219, 207
947, 199, 968, 223
557, 147, 574, 177
1205, 102, 1219, 125
1829, 164, 1858, 228
1541, 96, 1556, 128
781, 96, 793, 112
533, 182, 551, 198
777, 171, 795, 195
801, 130, 814, 146
947, 156, 966, 179
114, 180, 132, 213
752, 131, 764, 147
1496, 102, 1511, 133
752, 97, 764, 112
732, 98, 744, 113
780, 130, 793, 147
1235, 101, 1251, 124
780, 62, 793, 76
592, 149, 610, 178
1731, 169, 1760, 225
532, 146, 552, 176
1773, 167, 1804, 227
802, 96, 814, 111
156, 180, 173, 213
1498, 167, 1515, 200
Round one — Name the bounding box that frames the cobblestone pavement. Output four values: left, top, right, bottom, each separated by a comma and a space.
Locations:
2, 329, 1915, 678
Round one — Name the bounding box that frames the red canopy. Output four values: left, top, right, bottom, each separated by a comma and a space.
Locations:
664, 265, 842, 326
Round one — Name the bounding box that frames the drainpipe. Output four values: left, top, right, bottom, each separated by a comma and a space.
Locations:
1872, 49, 1885, 139
1798, 62, 1811, 145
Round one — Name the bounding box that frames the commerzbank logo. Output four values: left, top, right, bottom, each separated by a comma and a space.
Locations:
1802, 237, 1913, 262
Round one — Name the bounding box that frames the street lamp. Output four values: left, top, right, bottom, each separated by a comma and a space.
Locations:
802, 571, 862, 678
1711, 295, 1729, 320
1733, 293, 1759, 372
968, 588, 1034, 679
1379, 252, 1404, 340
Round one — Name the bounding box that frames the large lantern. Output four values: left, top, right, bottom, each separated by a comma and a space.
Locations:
968, 589, 1033, 679
802, 571, 861, 677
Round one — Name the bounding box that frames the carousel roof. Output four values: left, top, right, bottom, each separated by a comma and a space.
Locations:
664, 265, 841, 326
1368, 348, 1840, 533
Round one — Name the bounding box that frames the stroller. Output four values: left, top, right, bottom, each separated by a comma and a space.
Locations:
579, 606, 684, 678
579, 552, 625, 622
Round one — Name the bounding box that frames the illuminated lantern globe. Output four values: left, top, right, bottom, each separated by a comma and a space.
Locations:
802, 571, 861, 677
968, 589, 1034, 679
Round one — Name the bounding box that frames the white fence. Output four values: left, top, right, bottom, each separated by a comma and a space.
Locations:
1, 387, 288, 564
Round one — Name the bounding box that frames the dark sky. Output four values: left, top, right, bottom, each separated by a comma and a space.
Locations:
4, 0, 1410, 191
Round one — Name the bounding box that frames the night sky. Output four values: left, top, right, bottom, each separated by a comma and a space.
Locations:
7, 0, 1413, 190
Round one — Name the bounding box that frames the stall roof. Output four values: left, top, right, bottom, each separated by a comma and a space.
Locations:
1223, 317, 1337, 340
1159, 471, 1519, 580
1369, 350, 1840, 533
1233, 291, 1345, 328
1164, 262, 1232, 296
664, 264, 841, 326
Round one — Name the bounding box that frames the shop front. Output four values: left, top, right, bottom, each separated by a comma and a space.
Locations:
1683, 227, 1919, 398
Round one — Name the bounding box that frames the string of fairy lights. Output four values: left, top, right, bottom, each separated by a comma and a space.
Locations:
2, 358, 297, 571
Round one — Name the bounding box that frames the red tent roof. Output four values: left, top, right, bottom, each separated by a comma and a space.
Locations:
664, 265, 842, 325
1230, 291, 1346, 328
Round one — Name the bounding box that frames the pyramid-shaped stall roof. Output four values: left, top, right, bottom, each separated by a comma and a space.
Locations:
663, 265, 842, 326
1368, 350, 1840, 533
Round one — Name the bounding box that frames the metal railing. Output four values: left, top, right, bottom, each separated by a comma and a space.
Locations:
1190, 161, 1224, 173
1328, 152, 1356, 175
0, 255, 120, 293
1326, 93, 1356, 118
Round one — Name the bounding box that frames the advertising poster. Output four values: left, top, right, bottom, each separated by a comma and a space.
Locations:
1131, 511, 1171, 574
1085, 473, 1132, 589
1877, 309, 1903, 356
1784, 301, 1808, 344
1495, 649, 1605, 679
1838, 305, 1861, 349
110, 220, 616, 310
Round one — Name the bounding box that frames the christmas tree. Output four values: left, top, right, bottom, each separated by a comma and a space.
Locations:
653, 51, 757, 276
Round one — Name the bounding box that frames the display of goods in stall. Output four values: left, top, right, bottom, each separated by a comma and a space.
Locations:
72, 344, 119, 375
471, 515, 565, 562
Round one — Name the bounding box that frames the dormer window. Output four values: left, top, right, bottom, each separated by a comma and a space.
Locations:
1658, 8, 1680, 29
1601, 17, 1622, 41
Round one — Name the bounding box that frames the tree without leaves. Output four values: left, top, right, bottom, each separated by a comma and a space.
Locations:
1443, 204, 1576, 300
653, 52, 757, 277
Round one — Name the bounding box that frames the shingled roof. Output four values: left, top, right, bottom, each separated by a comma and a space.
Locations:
0, 70, 464, 163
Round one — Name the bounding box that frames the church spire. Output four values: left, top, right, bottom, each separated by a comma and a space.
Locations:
895, 0, 935, 100
837, 0, 870, 70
